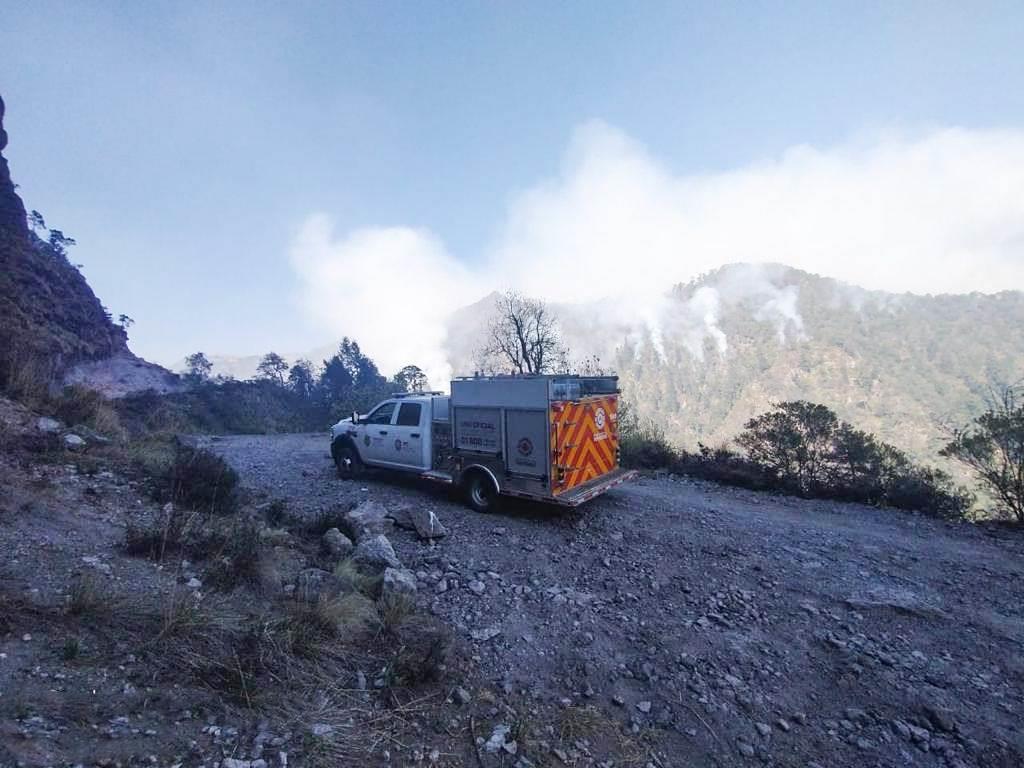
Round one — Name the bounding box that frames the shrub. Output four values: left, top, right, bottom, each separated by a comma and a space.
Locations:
156, 441, 240, 515
675, 444, 777, 491
381, 612, 451, 686
942, 386, 1024, 524
737, 401, 840, 494
734, 401, 972, 518
618, 403, 677, 469
205, 519, 265, 589
67, 573, 104, 617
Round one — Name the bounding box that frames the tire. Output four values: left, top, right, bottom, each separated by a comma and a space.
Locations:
332, 440, 363, 479
464, 470, 498, 513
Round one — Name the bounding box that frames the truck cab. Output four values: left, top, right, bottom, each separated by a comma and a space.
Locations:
330, 393, 448, 474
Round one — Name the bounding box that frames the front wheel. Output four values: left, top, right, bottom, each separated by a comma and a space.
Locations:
464, 471, 498, 513
332, 440, 363, 479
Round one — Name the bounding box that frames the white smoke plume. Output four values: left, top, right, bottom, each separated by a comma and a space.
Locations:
290, 121, 1024, 384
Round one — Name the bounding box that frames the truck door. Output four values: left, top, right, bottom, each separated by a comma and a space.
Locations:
360, 400, 398, 464
386, 401, 429, 468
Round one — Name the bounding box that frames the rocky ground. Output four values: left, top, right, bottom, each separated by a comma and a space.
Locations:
207, 433, 1024, 768
1, 416, 1022, 768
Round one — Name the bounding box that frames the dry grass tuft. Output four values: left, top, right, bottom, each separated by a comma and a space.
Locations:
67, 573, 104, 617
333, 558, 381, 597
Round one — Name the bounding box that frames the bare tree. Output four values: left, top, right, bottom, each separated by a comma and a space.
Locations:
482, 291, 567, 375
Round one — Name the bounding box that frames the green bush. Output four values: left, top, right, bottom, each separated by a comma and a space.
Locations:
942, 386, 1024, 524
736, 401, 972, 518
618, 403, 677, 469
619, 397, 972, 519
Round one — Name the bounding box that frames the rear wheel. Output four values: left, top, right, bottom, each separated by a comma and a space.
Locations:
332, 440, 363, 479
464, 470, 498, 513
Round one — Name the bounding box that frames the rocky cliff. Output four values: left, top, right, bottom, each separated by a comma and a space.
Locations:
0, 93, 179, 397
0, 95, 28, 239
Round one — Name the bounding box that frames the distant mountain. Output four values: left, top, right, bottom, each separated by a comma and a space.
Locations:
445, 264, 1024, 466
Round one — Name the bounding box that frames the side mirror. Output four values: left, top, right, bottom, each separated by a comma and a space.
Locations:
351, 411, 359, 425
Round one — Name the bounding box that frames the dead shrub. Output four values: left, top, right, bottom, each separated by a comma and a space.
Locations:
333, 558, 381, 597
0, 341, 53, 406
148, 440, 239, 515
51, 385, 124, 440
305, 506, 355, 538
67, 573, 104, 617
376, 592, 415, 637
204, 518, 265, 589
383, 612, 452, 686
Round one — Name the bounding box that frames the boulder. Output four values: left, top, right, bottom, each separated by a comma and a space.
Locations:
390, 506, 448, 540
344, 500, 392, 541
63, 433, 86, 452
322, 527, 354, 559
382, 567, 417, 597
352, 534, 402, 572
36, 417, 62, 434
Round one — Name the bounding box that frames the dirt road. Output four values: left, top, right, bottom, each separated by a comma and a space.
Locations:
206, 432, 1024, 768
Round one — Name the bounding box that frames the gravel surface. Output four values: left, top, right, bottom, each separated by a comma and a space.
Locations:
205, 432, 1024, 767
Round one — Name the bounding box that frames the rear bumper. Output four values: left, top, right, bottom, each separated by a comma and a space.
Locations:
551, 467, 638, 506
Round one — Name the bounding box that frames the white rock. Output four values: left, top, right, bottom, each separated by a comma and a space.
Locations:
36, 416, 62, 434
63, 433, 86, 451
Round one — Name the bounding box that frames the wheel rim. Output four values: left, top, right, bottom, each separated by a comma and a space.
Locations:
471, 479, 491, 508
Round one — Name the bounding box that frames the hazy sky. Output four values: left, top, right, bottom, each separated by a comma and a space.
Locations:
3, 1, 1024, 377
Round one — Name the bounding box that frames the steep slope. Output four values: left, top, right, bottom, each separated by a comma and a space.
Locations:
0, 93, 179, 396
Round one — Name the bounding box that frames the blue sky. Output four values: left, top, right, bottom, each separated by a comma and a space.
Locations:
2, 1, 1024, 373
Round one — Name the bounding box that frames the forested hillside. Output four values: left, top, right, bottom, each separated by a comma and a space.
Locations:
446, 264, 1024, 465
611, 264, 1024, 463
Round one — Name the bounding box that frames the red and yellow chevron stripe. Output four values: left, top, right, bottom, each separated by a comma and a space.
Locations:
550, 395, 619, 495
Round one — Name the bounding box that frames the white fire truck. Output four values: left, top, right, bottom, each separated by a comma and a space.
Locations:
329, 374, 635, 511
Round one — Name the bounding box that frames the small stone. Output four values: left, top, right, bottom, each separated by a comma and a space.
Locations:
309, 723, 333, 738
776, 718, 791, 732
186, 577, 202, 589
63, 433, 86, 451
468, 580, 486, 595
636, 701, 652, 714
923, 703, 957, 733
484, 724, 511, 753
454, 687, 472, 705
470, 626, 501, 642
755, 722, 771, 737
736, 740, 755, 757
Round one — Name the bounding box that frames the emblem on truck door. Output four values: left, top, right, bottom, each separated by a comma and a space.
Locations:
594, 407, 607, 430
517, 437, 534, 456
